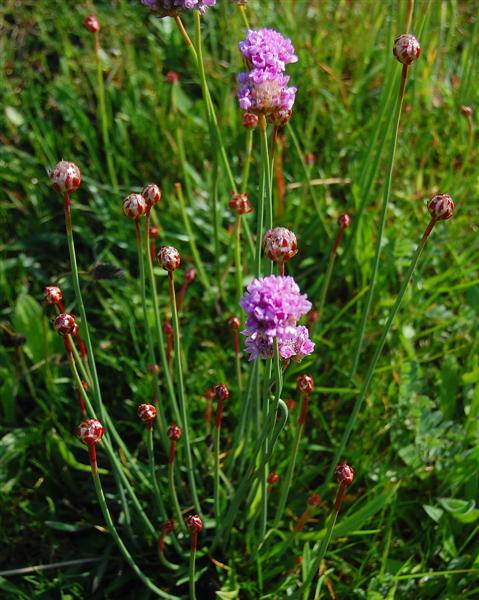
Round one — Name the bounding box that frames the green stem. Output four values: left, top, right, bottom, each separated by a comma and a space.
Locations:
214, 423, 221, 524
146, 427, 167, 521
189, 542, 197, 600
174, 184, 210, 289
234, 216, 243, 304
348, 64, 409, 383
94, 32, 118, 192
168, 271, 202, 515
254, 116, 268, 277
241, 129, 254, 192
90, 461, 179, 599
168, 455, 185, 533
325, 218, 438, 484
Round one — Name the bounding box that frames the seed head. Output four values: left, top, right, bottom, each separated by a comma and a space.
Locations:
53, 313, 76, 336
263, 227, 298, 264
185, 267, 197, 283
149, 226, 160, 239
77, 419, 104, 446
337, 212, 352, 229
461, 105, 473, 117
157, 246, 181, 271
307, 493, 321, 507
137, 403, 157, 423
215, 383, 230, 402
83, 15, 100, 33
243, 113, 259, 129
49, 160, 81, 194
167, 423, 182, 441
142, 183, 162, 208
185, 514, 203, 534
335, 463, 355, 486
267, 471, 280, 485
393, 34, 421, 65
428, 194, 455, 221
269, 108, 292, 127
44, 286, 63, 305
229, 192, 253, 216
296, 374, 314, 394
123, 193, 147, 220
228, 316, 241, 330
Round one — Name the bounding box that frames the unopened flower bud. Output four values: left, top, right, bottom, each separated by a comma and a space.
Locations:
337, 213, 352, 229
83, 15, 100, 33
142, 183, 162, 208
166, 71, 180, 84
44, 286, 63, 305
393, 34, 421, 65
461, 105, 473, 117
428, 194, 454, 221
335, 463, 355, 485
77, 418, 104, 445
267, 471, 280, 485
307, 493, 321, 507
53, 313, 76, 336
137, 403, 157, 423
49, 160, 81, 194
296, 374, 314, 394
304, 152, 315, 166
185, 514, 203, 534
205, 387, 216, 400
149, 226, 160, 239
263, 227, 297, 264
215, 383, 230, 402
123, 193, 147, 220
269, 108, 292, 127
163, 321, 173, 335
147, 363, 160, 374
167, 424, 182, 441
228, 316, 241, 330
185, 267, 197, 283
161, 519, 176, 534
286, 398, 296, 411
243, 112, 259, 129
157, 246, 180, 271
229, 192, 253, 215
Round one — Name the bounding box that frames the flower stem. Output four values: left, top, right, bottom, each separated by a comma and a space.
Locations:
146, 427, 167, 521
168, 444, 185, 533
94, 31, 118, 192
325, 217, 437, 484
144, 215, 181, 425
214, 420, 221, 525
348, 64, 409, 383
174, 183, 210, 289
90, 457, 179, 599
168, 271, 202, 515
234, 216, 243, 304
315, 225, 345, 326
189, 534, 198, 600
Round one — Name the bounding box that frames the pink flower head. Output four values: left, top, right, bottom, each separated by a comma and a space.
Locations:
239, 28, 298, 74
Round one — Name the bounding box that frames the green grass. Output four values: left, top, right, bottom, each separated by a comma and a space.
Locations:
1, 0, 479, 598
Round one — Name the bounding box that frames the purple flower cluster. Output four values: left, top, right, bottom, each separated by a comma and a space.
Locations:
237, 28, 297, 115
141, 0, 215, 15
240, 275, 314, 361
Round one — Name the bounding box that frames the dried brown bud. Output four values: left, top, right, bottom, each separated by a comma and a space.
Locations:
269, 108, 292, 127
243, 113, 259, 129
461, 105, 473, 117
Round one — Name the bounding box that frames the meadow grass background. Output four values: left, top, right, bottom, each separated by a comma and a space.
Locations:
1, 0, 479, 598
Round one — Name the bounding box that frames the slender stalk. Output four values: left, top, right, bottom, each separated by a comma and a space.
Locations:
325, 218, 438, 483
241, 129, 254, 191
168, 442, 185, 533
144, 215, 181, 425
174, 184, 210, 289
93, 31, 118, 192
348, 64, 409, 382
260, 116, 273, 236
238, 4, 250, 29
214, 421, 221, 524
189, 533, 198, 600
135, 220, 167, 443
273, 394, 308, 528
168, 271, 202, 515
146, 427, 167, 520
254, 116, 268, 277
234, 216, 243, 304
90, 457, 179, 599
315, 224, 346, 326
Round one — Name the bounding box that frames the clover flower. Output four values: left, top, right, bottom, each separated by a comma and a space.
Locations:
240, 275, 314, 361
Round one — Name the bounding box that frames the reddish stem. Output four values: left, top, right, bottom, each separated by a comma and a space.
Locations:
88, 444, 98, 474
279, 262, 285, 277
294, 508, 312, 532
176, 281, 189, 313
215, 398, 224, 429
333, 483, 347, 513
190, 530, 198, 553
298, 394, 309, 426
332, 226, 345, 255
232, 329, 240, 354
56, 301, 65, 313
77, 389, 87, 415
158, 532, 166, 554
169, 440, 177, 465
